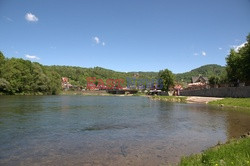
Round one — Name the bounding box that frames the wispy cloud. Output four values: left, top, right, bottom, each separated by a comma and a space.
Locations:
194, 51, 206, 56
25, 54, 40, 60
25, 13, 38, 22
92, 36, 106, 46
3, 16, 13, 22
231, 42, 247, 52
93, 37, 100, 44
201, 51, 206, 56
218, 47, 222, 50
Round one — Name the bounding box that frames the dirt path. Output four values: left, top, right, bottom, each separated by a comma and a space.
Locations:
186, 96, 223, 103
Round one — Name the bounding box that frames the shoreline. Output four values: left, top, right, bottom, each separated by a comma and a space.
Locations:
185, 96, 224, 103
180, 135, 250, 165
150, 95, 224, 104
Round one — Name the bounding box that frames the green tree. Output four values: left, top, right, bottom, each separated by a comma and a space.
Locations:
0, 78, 12, 94
158, 69, 175, 91
209, 76, 219, 87
0, 51, 5, 77
226, 49, 242, 84
30, 63, 50, 93
45, 69, 61, 95
238, 34, 250, 84
226, 34, 250, 85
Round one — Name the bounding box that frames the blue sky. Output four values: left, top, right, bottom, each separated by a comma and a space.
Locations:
0, 0, 250, 73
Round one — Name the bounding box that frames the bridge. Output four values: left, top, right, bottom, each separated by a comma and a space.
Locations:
106, 89, 138, 94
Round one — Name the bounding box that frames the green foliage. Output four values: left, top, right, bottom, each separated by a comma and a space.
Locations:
226, 34, 250, 85
46, 66, 158, 88
209, 98, 250, 109
0, 52, 158, 95
0, 78, 11, 93
0, 51, 5, 77
158, 69, 175, 91
209, 76, 220, 86
175, 64, 226, 83
180, 138, 250, 166
0, 53, 61, 95
226, 49, 243, 83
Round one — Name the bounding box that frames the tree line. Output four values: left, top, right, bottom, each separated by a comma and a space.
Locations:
226, 34, 250, 86
0, 52, 61, 95
0, 33, 249, 95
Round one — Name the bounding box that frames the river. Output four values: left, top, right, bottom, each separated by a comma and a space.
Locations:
0, 96, 250, 165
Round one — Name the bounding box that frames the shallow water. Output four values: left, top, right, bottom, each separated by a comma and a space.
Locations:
0, 96, 250, 165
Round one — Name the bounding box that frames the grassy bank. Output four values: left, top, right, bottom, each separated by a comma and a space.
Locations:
180, 137, 250, 166
151, 96, 187, 102
209, 98, 250, 109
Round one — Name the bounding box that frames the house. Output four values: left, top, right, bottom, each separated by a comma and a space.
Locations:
191, 75, 208, 84
173, 84, 182, 96
62, 77, 69, 83
61, 77, 72, 90
186, 75, 209, 90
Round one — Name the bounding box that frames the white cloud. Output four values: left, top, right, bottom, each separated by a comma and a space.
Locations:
202, 51, 206, 56
25, 13, 38, 22
102, 42, 105, 46
218, 47, 222, 50
194, 53, 199, 56
25, 54, 40, 60
3, 16, 13, 22
232, 42, 247, 52
93, 36, 100, 44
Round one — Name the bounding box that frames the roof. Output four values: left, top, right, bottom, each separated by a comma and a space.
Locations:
191, 76, 208, 83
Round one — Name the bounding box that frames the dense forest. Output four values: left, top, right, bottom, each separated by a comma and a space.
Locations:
175, 64, 226, 83
0, 52, 61, 95
0, 52, 159, 95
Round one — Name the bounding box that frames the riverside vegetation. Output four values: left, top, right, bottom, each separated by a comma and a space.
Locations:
180, 137, 250, 166
209, 98, 250, 109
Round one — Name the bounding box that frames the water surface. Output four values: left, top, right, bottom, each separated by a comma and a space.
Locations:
0, 96, 250, 165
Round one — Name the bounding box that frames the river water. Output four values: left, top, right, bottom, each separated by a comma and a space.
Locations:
0, 96, 250, 165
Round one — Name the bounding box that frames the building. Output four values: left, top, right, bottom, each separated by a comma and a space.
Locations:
61, 77, 72, 90
191, 76, 208, 84
186, 75, 209, 90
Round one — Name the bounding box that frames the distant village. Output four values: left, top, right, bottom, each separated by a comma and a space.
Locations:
61, 74, 240, 96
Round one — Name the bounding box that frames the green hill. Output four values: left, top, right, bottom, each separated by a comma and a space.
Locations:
175, 64, 226, 83
46, 66, 158, 86
47, 64, 225, 86
0, 51, 227, 95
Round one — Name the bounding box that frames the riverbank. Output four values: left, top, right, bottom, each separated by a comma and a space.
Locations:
151, 96, 223, 104
209, 98, 250, 109
151, 96, 188, 102
60, 90, 142, 96
180, 135, 250, 166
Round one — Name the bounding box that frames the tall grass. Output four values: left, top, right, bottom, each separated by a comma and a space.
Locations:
209, 98, 250, 108
180, 138, 250, 166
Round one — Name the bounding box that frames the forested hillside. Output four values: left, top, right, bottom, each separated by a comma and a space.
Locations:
0, 51, 158, 94
0, 51, 228, 95
46, 66, 158, 87
0, 52, 61, 95
175, 64, 226, 83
